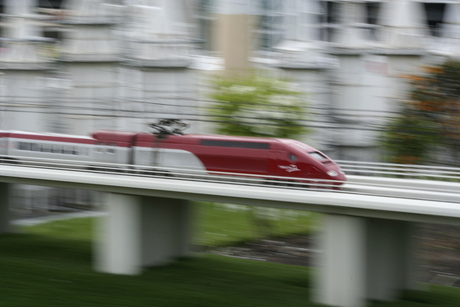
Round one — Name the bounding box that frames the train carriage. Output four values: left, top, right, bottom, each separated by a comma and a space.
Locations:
0, 130, 96, 167
91, 129, 346, 186
0, 120, 346, 187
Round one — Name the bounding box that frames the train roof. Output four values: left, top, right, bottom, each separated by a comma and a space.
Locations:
0, 130, 96, 144
133, 132, 318, 151
135, 133, 283, 144
0, 130, 94, 139
185, 134, 280, 142
276, 138, 318, 152
91, 130, 138, 141
185, 134, 318, 150
90, 130, 319, 152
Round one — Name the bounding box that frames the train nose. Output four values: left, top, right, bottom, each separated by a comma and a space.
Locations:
326, 169, 347, 183
338, 170, 347, 182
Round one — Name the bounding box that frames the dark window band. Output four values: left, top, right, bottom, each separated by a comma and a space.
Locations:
200, 139, 270, 149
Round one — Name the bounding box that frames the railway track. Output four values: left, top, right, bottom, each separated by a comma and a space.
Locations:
2, 156, 460, 204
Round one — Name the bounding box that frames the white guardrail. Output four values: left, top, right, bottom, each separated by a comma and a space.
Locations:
1, 155, 459, 203
337, 160, 460, 181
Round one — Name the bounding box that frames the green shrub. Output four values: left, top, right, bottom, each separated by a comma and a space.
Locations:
208, 73, 308, 138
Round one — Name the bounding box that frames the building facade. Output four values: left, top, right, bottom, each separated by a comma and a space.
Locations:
0, 0, 459, 162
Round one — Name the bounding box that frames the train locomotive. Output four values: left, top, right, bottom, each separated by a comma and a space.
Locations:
0, 120, 346, 187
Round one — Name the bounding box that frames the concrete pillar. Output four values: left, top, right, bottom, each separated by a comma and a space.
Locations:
121, 1, 196, 132
336, 1, 368, 48
316, 214, 416, 307
316, 214, 367, 307
381, 0, 429, 49
140, 197, 194, 266
439, 2, 460, 56
59, 0, 122, 135
0, 183, 11, 233
0, 0, 52, 132
94, 193, 194, 275
4, 0, 40, 39
443, 2, 460, 40
214, 0, 253, 75
366, 218, 416, 301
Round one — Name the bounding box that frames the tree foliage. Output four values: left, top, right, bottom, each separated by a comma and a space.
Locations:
208, 73, 308, 139
381, 107, 439, 164
381, 59, 460, 164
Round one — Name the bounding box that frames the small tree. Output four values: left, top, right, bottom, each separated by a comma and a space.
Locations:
208, 73, 308, 138
381, 60, 460, 164
381, 107, 439, 164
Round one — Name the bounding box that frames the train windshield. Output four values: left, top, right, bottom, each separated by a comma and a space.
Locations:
309, 152, 328, 161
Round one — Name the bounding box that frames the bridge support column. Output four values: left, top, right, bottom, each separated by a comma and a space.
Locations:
316, 214, 416, 307
0, 183, 11, 233
94, 193, 193, 275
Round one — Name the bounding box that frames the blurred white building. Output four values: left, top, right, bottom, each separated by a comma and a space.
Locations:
0, 0, 458, 211
0, 0, 458, 162
195, 0, 460, 161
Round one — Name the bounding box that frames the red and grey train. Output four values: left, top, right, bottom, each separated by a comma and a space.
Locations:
0, 122, 346, 187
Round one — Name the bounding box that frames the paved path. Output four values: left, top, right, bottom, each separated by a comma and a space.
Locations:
12, 211, 105, 226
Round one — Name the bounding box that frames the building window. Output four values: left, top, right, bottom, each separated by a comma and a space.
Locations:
319, 1, 341, 42
257, 0, 285, 50
365, 2, 381, 41
195, 0, 214, 51
422, 3, 446, 37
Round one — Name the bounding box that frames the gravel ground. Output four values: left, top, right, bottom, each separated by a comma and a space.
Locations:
208, 223, 460, 287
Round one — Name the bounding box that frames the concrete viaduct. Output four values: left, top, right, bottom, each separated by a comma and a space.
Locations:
0, 164, 459, 307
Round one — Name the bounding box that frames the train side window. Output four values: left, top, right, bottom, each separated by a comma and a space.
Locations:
95, 143, 103, 153
72, 147, 78, 155
200, 139, 270, 149
18, 142, 30, 150
63, 146, 73, 155
30, 143, 39, 151
289, 154, 298, 161
41, 144, 51, 152
107, 143, 116, 154
52, 145, 62, 154
308, 152, 328, 161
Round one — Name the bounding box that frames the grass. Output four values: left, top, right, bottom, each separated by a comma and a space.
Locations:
17, 216, 95, 241
370, 287, 460, 307
3, 202, 460, 307
2, 234, 460, 307
23, 202, 318, 247
197, 202, 318, 247
0, 233, 317, 307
